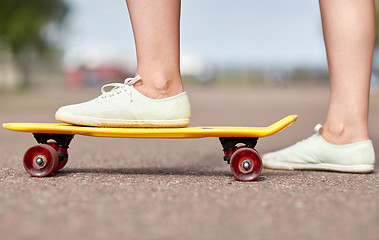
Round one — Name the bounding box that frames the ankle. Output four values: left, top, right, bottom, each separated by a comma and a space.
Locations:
134, 73, 184, 99
321, 122, 369, 145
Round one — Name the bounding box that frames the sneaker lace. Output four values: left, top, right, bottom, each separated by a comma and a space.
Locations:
100, 75, 141, 101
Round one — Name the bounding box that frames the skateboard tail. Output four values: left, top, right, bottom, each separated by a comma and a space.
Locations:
264, 114, 298, 136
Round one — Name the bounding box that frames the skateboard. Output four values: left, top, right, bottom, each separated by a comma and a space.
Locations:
3, 114, 297, 181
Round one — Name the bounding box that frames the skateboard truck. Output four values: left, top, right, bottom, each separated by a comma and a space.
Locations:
219, 137, 262, 181
33, 133, 74, 147
32, 133, 75, 175
219, 137, 258, 164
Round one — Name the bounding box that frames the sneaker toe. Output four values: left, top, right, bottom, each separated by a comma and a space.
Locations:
55, 100, 103, 122
263, 148, 319, 165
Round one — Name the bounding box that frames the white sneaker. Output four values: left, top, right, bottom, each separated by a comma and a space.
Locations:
262, 124, 375, 173
55, 75, 191, 127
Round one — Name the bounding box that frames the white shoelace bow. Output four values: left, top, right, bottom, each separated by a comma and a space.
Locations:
100, 75, 141, 101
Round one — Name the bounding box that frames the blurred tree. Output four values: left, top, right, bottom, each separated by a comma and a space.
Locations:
0, 0, 69, 88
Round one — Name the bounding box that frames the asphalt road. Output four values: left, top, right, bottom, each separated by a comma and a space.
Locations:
1, 84, 378, 240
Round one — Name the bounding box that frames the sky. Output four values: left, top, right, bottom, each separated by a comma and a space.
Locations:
61, 0, 328, 71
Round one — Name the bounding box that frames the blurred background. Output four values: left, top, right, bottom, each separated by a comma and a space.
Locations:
1, 0, 379, 92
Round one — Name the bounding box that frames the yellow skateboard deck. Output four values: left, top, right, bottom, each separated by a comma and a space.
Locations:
3, 115, 297, 139
3, 115, 297, 181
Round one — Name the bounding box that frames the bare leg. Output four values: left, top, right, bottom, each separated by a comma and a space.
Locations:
262, 0, 376, 172
319, 0, 375, 144
125, 0, 183, 99
56, 0, 190, 127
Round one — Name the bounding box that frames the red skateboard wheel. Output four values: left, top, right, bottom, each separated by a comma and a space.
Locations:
23, 144, 59, 177
230, 147, 262, 181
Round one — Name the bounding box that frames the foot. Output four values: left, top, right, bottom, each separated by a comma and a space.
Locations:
55, 75, 191, 127
262, 124, 375, 173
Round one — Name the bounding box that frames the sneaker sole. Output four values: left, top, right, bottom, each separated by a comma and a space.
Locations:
56, 112, 190, 128
263, 161, 374, 173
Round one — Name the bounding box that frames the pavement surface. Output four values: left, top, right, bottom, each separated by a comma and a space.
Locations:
0, 84, 378, 240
